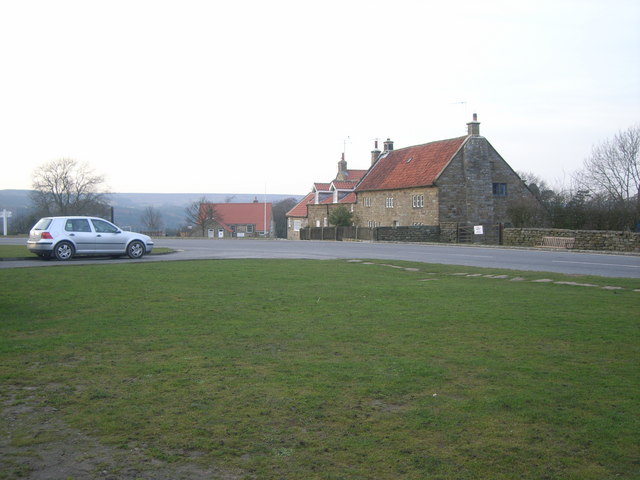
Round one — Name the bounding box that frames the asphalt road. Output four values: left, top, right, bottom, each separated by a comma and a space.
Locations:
2, 237, 640, 278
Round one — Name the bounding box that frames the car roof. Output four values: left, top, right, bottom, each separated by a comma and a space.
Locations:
47, 216, 110, 220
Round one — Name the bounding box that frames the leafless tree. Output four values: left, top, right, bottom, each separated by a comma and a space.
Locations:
141, 206, 163, 232
184, 197, 217, 236
31, 158, 110, 216
574, 125, 639, 210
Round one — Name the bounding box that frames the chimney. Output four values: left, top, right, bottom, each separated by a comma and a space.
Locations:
383, 138, 394, 152
467, 113, 480, 136
371, 139, 381, 165
336, 152, 347, 180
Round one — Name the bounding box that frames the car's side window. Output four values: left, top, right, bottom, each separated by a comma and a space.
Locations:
65, 219, 91, 232
91, 219, 119, 233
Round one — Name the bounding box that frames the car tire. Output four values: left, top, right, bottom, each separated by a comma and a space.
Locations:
127, 240, 145, 259
54, 241, 74, 261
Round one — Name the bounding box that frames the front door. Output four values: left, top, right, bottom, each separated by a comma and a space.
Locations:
91, 218, 126, 253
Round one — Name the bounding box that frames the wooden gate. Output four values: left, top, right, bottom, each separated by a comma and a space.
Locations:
456, 224, 502, 245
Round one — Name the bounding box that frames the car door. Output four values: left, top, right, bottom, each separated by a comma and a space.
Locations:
64, 218, 95, 253
91, 218, 126, 253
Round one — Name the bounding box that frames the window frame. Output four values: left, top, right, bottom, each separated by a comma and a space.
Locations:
493, 183, 508, 197
66, 218, 92, 232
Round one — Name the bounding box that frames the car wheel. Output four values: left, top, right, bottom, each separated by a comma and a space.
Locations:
127, 240, 145, 259
54, 241, 74, 261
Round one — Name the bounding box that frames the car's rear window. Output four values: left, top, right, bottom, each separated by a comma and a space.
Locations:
33, 218, 52, 230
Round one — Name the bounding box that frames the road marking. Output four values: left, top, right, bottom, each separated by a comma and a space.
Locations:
553, 260, 640, 269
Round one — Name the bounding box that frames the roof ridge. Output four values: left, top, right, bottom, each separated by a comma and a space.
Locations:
391, 135, 468, 152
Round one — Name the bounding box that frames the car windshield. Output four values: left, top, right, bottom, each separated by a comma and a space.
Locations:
33, 218, 52, 230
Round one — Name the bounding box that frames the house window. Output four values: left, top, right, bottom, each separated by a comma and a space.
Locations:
293, 220, 301, 231
363, 197, 371, 207
385, 197, 394, 208
493, 183, 507, 196
412, 194, 424, 208
247, 224, 254, 233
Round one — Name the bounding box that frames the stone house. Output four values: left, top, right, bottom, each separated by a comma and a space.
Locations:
286, 157, 366, 240
287, 115, 538, 239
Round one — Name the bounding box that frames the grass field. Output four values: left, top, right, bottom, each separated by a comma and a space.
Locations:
1, 259, 638, 479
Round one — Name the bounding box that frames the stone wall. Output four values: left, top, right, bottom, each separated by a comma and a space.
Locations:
437, 137, 537, 225
503, 228, 640, 253
355, 187, 439, 227
306, 203, 357, 229
375, 226, 440, 242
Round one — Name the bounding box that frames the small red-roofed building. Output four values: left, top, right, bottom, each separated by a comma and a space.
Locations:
197, 200, 272, 238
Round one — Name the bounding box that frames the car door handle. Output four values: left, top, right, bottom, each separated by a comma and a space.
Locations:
69, 233, 75, 236
96, 234, 102, 237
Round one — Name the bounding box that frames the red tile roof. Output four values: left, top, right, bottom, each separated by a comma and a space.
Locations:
356, 136, 468, 191
286, 192, 315, 217
332, 181, 359, 189
200, 203, 272, 231
343, 169, 368, 182
340, 192, 357, 203
314, 183, 331, 191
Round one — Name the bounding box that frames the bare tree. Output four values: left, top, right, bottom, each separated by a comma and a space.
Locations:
141, 206, 163, 232
31, 158, 110, 216
574, 125, 640, 213
184, 197, 217, 236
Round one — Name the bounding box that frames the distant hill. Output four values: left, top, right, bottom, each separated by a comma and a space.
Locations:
0, 190, 302, 232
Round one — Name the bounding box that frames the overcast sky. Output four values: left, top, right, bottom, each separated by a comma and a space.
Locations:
1, 0, 638, 195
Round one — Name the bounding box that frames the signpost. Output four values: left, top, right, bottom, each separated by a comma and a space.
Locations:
0, 209, 12, 236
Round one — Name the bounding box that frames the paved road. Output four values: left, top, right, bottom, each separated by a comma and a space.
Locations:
2, 237, 639, 278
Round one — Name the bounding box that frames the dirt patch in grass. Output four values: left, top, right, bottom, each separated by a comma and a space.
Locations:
1, 386, 244, 480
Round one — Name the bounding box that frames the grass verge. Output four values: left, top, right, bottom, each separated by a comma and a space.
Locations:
1, 259, 638, 479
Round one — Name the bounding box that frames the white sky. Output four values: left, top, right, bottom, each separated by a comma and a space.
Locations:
1, 0, 638, 195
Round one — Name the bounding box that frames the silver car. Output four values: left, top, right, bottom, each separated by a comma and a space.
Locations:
27, 216, 154, 261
